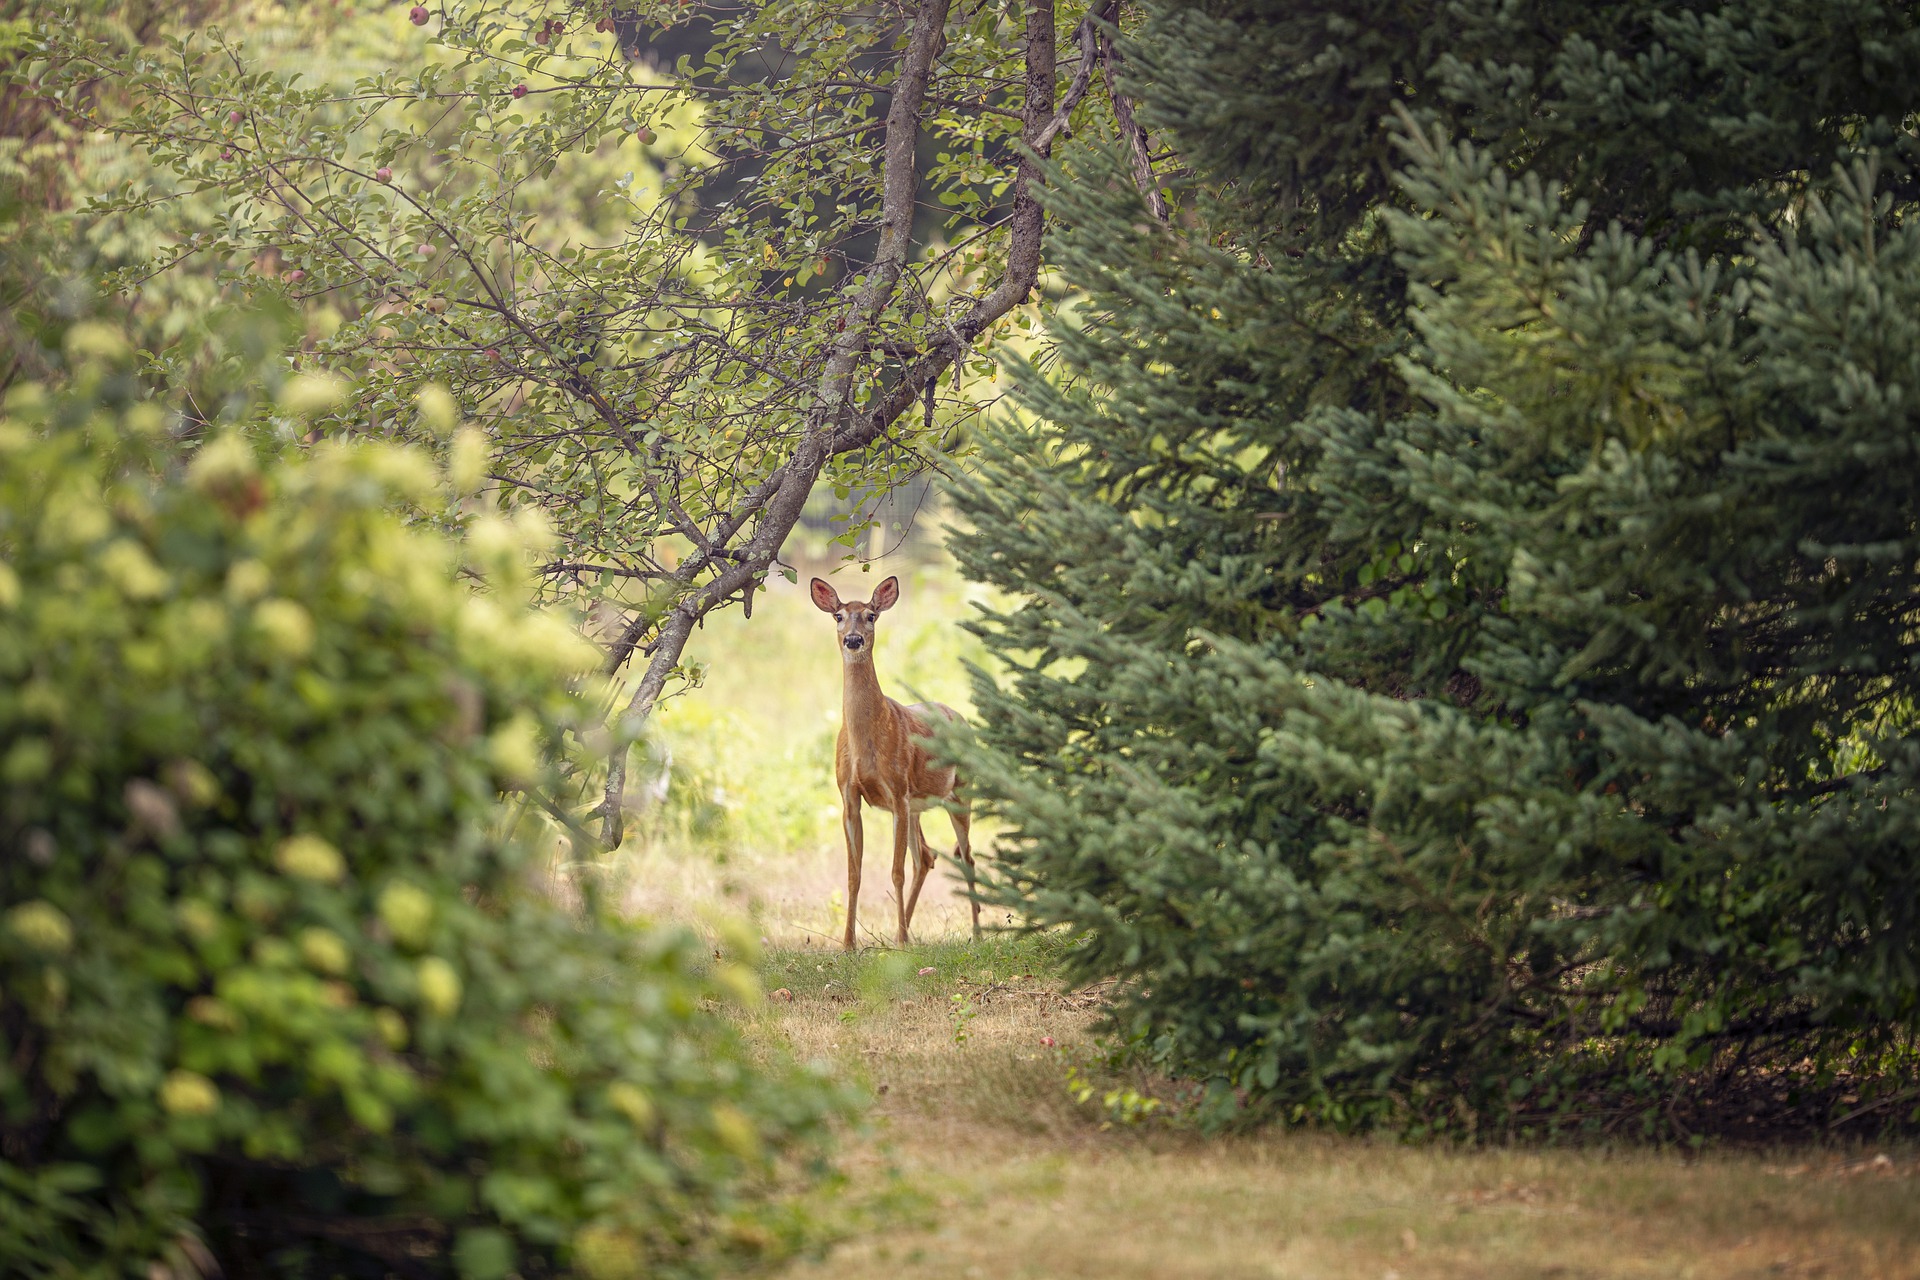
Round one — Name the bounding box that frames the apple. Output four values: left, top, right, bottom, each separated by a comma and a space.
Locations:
416, 243, 437, 256
485, 348, 501, 361
220, 149, 233, 161
227, 110, 242, 124
512, 84, 528, 98
375, 166, 392, 182
285, 269, 306, 283
409, 5, 429, 25
534, 28, 549, 44
636, 127, 655, 144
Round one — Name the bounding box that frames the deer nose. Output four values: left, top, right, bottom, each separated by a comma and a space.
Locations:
844, 635, 864, 651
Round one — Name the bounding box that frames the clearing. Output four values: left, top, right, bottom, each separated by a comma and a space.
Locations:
743, 936, 1919, 1280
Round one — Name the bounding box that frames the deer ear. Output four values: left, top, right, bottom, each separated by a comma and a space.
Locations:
871, 575, 900, 612
809, 578, 841, 612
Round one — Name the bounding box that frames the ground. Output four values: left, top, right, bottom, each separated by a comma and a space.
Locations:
744, 939, 1919, 1280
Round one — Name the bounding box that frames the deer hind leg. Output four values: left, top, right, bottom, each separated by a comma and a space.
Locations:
890, 802, 913, 947
952, 803, 980, 941
841, 792, 864, 951
903, 813, 935, 938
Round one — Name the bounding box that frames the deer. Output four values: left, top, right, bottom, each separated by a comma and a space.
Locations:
810, 574, 978, 949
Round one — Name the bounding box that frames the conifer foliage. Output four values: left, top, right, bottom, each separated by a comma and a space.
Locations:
951, 1, 1920, 1131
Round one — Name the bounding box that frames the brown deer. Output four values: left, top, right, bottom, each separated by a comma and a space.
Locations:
810, 574, 977, 948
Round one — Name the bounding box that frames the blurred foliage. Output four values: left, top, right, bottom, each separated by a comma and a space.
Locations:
952, 0, 1920, 1136
0, 316, 854, 1276
21, 0, 1094, 614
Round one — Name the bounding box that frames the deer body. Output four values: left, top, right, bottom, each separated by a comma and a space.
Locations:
813, 575, 977, 948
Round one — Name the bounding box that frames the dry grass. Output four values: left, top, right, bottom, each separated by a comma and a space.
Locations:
742, 940, 1920, 1280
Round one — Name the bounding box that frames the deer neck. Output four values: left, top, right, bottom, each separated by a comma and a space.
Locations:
841, 654, 892, 750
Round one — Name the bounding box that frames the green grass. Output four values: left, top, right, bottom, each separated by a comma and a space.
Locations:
758, 933, 1076, 1002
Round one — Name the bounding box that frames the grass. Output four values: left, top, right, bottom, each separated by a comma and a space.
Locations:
621, 543, 1919, 1278
745, 938, 1920, 1280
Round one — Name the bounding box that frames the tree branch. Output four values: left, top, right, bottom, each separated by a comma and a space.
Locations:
595, 0, 959, 847
834, 0, 1064, 453
1029, 8, 1093, 156
1094, 1, 1168, 222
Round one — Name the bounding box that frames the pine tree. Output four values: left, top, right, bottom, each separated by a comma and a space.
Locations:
950, 0, 1920, 1132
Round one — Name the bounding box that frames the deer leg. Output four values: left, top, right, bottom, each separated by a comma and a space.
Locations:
903, 813, 934, 937
952, 803, 980, 941
841, 792, 864, 951
891, 801, 912, 947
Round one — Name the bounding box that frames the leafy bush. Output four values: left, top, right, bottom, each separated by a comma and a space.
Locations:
950, 0, 1920, 1134
0, 338, 850, 1276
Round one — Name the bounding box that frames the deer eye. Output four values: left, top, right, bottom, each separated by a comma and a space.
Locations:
834, 613, 843, 622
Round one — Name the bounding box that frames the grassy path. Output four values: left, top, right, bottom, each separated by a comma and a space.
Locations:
746, 939, 1920, 1280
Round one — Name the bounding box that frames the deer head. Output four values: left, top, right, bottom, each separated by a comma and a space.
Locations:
810, 575, 898, 663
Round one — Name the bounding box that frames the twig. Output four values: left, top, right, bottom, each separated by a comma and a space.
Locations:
1828, 1086, 1920, 1130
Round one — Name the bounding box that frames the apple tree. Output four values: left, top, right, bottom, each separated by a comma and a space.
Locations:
29, 0, 1170, 843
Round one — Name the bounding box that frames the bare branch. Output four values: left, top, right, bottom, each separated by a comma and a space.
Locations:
1095, 1, 1169, 222
1029, 8, 1095, 156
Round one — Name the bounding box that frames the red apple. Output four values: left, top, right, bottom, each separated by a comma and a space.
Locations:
485, 348, 501, 361
409, 5, 429, 24
416, 243, 437, 257
636, 127, 655, 144
512, 84, 528, 98
227, 110, 242, 124
284, 269, 306, 283
534, 28, 549, 44
375, 166, 393, 182
220, 149, 233, 161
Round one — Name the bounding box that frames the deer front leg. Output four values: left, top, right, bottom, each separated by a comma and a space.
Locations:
891, 800, 913, 946
903, 813, 934, 937
841, 790, 864, 951
953, 803, 979, 941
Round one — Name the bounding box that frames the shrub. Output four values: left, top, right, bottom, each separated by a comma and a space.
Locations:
0, 341, 850, 1276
